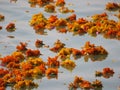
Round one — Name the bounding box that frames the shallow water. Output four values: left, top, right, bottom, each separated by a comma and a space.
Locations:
0, 0, 120, 90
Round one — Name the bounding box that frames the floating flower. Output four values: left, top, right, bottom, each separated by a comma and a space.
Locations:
58, 6, 74, 13
25, 49, 41, 57
13, 80, 38, 90
16, 42, 28, 52
28, 57, 44, 66
0, 26, 2, 30
0, 14, 4, 21
47, 56, 60, 68
50, 39, 65, 53
71, 48, 82, 59
11, 51, 25, 61
79, 80, 92, 89
56, 0, 65, 6
81, 41, 108, 55
92, 79, 103, 89
35, 39, 44, 48
46, 68, 58, 79
0, 86, 5, 90
61, 59, 76, 71
69, 76, 103, 90
0, 55, 19, 65
44, 4, 55, 13
21, 62, 33, 71
0, 68, 9, 77
95, 67, 114, 79
58, 48, 71, 60
66, 14, 76, 22
102, 67, 114, 78
0, 78, 6, 87
48, 15, 58, 23
106, 2, 120, 11
7, 62, 20, 69
6, 22, 16, 32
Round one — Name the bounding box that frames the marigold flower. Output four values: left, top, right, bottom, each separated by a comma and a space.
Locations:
61, 59, 76, 71
106, 2, 120, 11
0, 78, 6, 87
28, 57, 44, 66
7, 62, 20, 69
0, 14, 4, 21
48, 15, 58, 23
50, 39, 65, 52
47, 56, 60, 68
56, 0, 65, 6
21, 62, 33, 71
79, 80, 92, 89
25, 49, 41, 57
11, 51, 25, 61
46, 68, 58, 79
35, 39, 44, 48
44, 4, 55, 13
6, 22, 16, 32
14, 80, 38, 89
16, 42, 27, 51
0, 55, 19, 65
0, 68, 9, 77
92, 79, 103, 88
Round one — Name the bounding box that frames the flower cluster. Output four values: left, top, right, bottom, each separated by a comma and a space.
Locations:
50, 39, 65, 52
69, 76, 103, 90
54, 41, 108, 62
95, 67, 114, 78
105, 2, 120, 11
0, 40, 109, 89
30, 12, 120, 40
28, 0, 74, 13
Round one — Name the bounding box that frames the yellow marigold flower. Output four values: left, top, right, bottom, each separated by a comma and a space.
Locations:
61, 59, 76, 71
11, 51, 24, 61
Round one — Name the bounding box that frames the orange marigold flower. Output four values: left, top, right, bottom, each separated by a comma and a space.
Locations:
79, 80, 92, 89
0, 55, 19, 65
0, 26, 2, 30
50, 39, 65, 52
61, 59, 76, 71
44, 4, 55, 13
0, 86, 5, 90
47, 56, 60, 68
25, 49, 41, 57
58, 28, 67, 33
6, 22, 16, 32
92, 79, 103, 88
7, 62, 20, 69
106, 2, 120, 11
56, 0, 65, 6
35, 39, 44, 48
48, 15, 58, 23
0, 78, 6, 87
16, 42, 27, 51
46, 68, 58, 79
66, 14, 76, 22
71, 48, 82, 59
77, 18, 88, 24
103, 67, 114, 74
21, 62, 33, 71
0, 68, 9, 77
11, 51, 25, 61
0, 14, 5, 21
